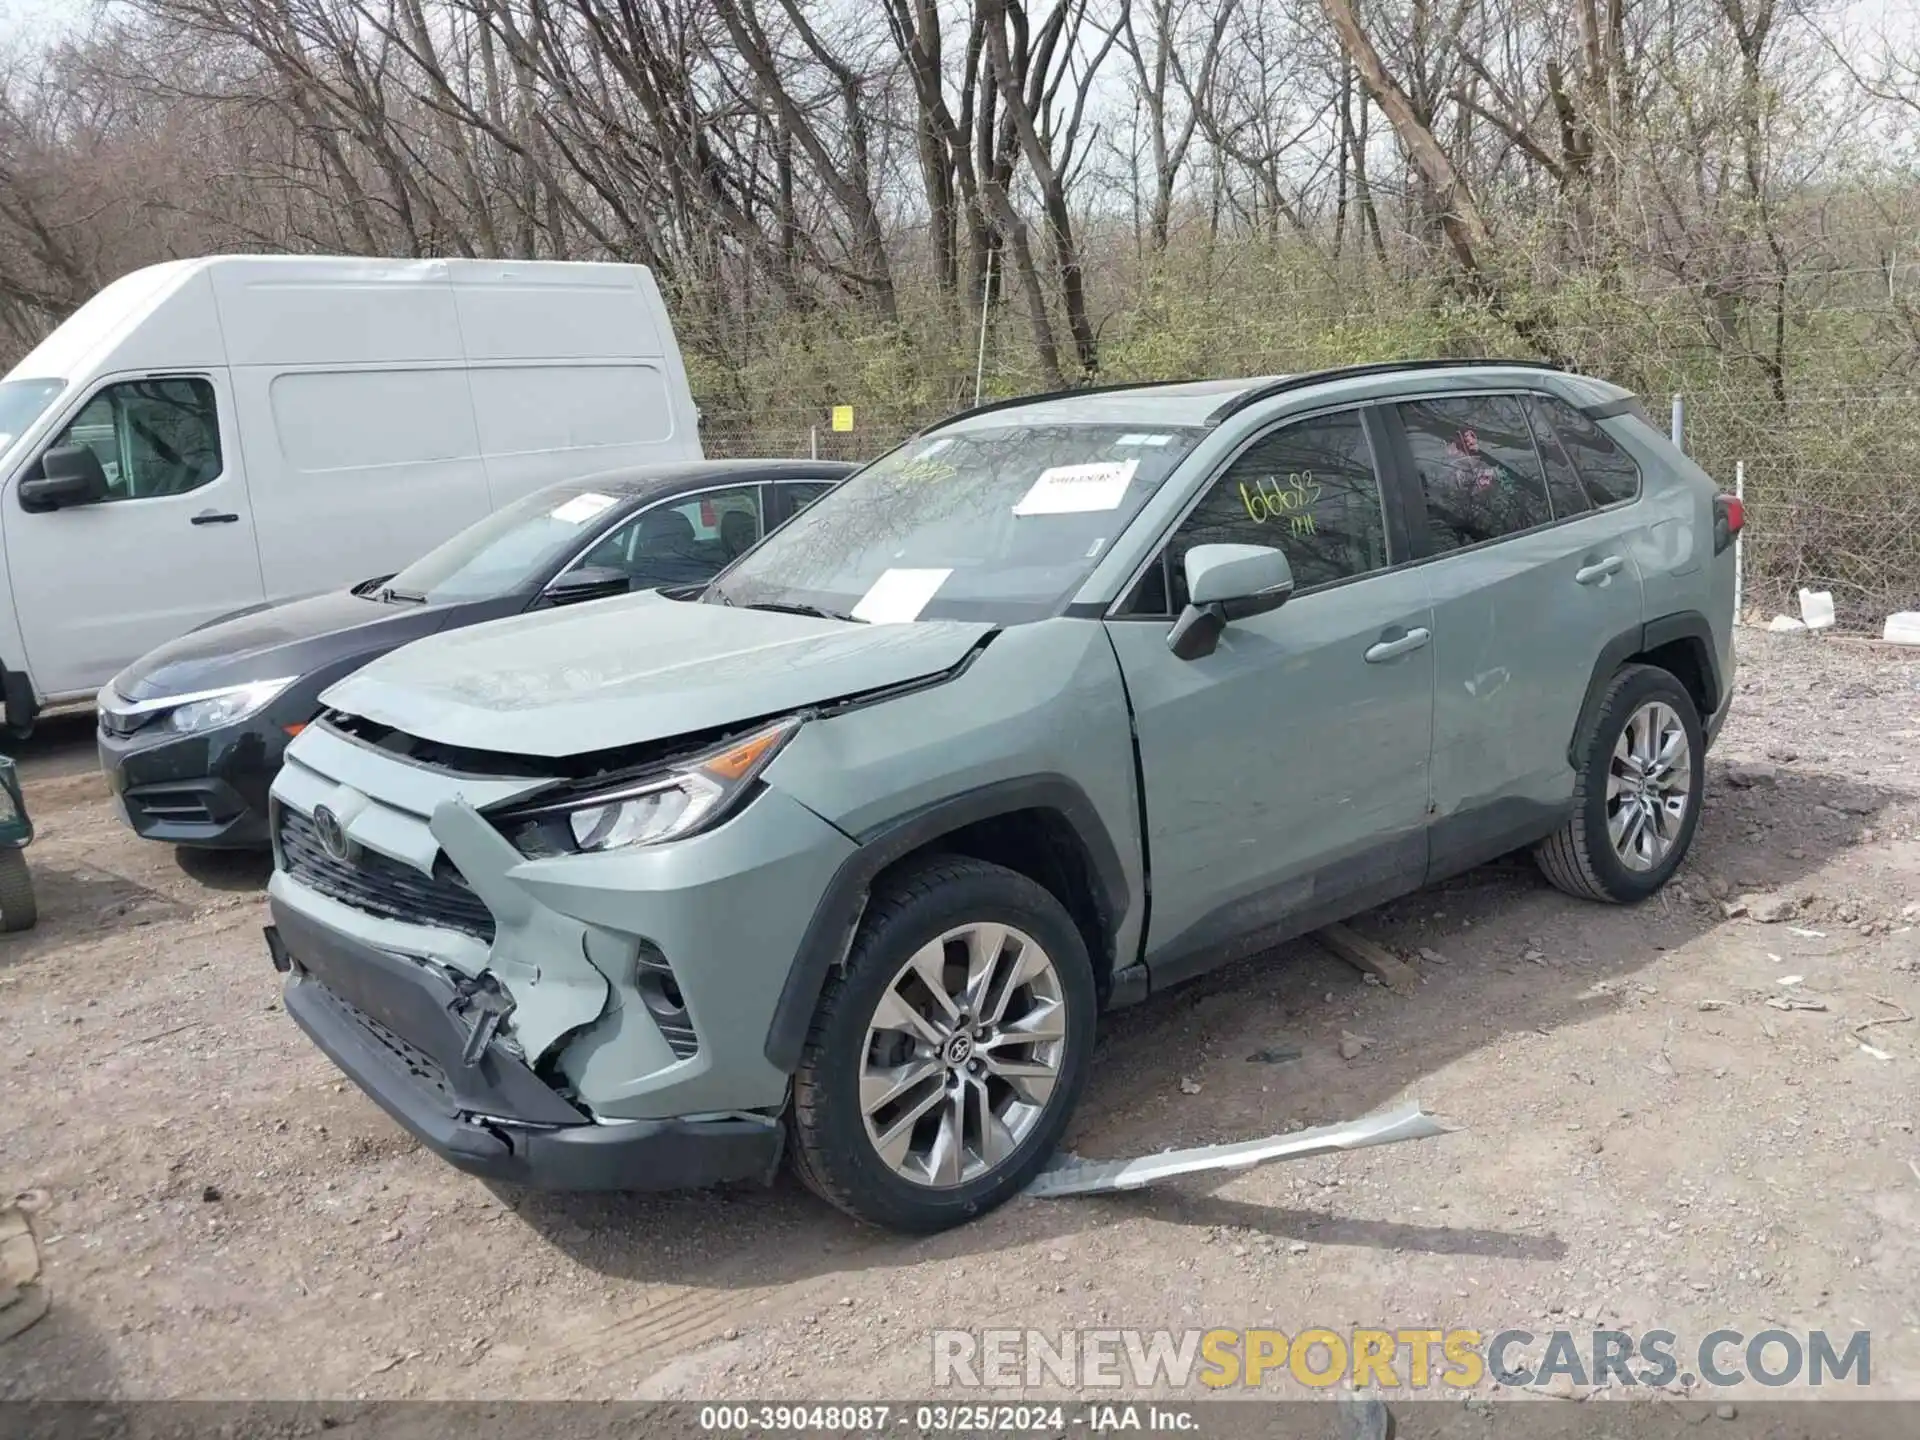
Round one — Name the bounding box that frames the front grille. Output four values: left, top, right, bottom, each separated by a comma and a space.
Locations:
279, 806, 496, 942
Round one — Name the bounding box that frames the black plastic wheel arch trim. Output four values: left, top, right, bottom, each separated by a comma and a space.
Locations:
1569, 611, 1722, 766
2, 663, 35, 735
762, 774, 1133, 1072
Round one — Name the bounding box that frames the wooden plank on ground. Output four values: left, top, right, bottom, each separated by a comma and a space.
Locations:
1312, 922, 1420, 993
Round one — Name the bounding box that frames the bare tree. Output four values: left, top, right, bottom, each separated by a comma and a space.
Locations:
1117, 0, 1235, 251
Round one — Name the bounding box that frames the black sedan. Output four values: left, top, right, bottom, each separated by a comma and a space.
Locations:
98, 459, 854, 848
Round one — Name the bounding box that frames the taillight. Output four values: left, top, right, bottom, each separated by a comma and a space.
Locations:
1713, 493, 1743, 554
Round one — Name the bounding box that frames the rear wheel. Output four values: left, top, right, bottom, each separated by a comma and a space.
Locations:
0, 848, 36, 932
1536, 663, 1704, 903
788, 856, 1095, 1232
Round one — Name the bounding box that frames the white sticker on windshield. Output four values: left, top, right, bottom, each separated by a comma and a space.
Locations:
1013, 459, 1138, 516
550, 492, 618, 524
851, 567, 952, 624
1115, 433, 1174, 446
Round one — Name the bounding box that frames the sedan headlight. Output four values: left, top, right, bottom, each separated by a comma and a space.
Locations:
501, 716, 801, 857
159, 677, 297, 735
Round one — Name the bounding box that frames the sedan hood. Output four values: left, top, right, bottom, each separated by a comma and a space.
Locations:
113, 588, 470, 703
323, 592, 995, 758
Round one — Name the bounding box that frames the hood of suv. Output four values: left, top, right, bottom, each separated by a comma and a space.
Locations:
322, 592, 995, 757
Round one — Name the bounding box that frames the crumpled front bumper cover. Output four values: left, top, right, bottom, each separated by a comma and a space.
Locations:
267, 899, 783, 1191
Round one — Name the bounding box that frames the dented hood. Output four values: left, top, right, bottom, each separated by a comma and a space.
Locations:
321, 591, 993, 758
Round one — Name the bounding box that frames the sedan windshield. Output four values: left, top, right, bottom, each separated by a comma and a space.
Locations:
0, 378, 66, 455
382, 483, 627, 604
710, 424, 1201, 624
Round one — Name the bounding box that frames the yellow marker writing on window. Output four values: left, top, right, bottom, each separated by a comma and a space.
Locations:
1239, 471, 1322, 524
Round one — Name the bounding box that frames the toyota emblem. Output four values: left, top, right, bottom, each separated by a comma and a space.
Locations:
312, 805, 353, 863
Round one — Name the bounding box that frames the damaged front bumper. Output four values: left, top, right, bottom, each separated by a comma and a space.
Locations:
267, 901, 784, 1190
263, 719, 858, 1191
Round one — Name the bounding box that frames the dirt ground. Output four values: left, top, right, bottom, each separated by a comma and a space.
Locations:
2, 628, 1918, 1408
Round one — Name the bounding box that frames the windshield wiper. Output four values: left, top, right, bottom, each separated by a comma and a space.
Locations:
741, 600, 861, 623
378, 585, 428, 605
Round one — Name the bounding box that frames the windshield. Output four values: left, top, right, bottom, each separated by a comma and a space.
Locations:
710, 424, 1202, 623
0, 378, 66, 455
383, 483, 628, 604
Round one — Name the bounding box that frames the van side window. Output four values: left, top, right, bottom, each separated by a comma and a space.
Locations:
1397, 395, 1551, 552
1531, 395, 1642, 506
574, 486, 764, 589
51, 378, 222, 501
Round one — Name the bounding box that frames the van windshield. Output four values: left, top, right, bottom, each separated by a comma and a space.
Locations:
381, 483, 629, 604
709, 424, 1202, 624
0, 378, 66, 453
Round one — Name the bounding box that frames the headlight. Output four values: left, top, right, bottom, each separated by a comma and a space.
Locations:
500, 716, 800, 857
158, 677, 297, 735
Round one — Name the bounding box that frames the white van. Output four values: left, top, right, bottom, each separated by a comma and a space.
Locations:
0, 255, 701, 734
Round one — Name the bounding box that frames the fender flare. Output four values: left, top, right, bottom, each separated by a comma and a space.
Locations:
1569, 610, 1722, 765
762, 774, 1131, 1072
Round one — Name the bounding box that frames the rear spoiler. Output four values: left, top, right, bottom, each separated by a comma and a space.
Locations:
1580, 394, 1654, 425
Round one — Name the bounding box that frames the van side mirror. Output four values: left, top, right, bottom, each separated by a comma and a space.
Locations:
542, 565, 634, 607
1167, 544, 1295, 661
19, 445, 111, 512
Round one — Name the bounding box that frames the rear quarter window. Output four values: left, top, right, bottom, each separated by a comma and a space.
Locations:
1534, 396, 1642, 507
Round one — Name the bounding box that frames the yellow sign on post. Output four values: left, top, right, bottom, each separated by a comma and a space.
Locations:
830, 405, 854, 433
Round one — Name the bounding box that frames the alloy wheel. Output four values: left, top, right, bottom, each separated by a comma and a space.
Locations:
859, 922, 1067, 1188
1607, 699, 1692, 872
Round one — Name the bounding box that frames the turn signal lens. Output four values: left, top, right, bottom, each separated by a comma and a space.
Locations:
702, 726, 790, 782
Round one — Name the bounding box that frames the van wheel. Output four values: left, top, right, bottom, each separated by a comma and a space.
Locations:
1536, 663, 1704, 904
788, 856, 1095, 1232
0, 849, 36, 932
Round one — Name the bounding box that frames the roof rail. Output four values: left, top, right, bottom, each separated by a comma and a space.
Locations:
1203, 357, 1563, 425
915, 376, 1218, 437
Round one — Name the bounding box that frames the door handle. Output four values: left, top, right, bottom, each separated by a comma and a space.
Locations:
191, 510, 240, 526
1364, 627, 1431, 663
1575, 555, 1624, 585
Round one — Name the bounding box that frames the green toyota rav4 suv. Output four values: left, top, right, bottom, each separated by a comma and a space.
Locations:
263, 361, 1738, 1231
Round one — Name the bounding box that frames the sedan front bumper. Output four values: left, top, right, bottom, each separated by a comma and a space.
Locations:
98, 713, 289, 848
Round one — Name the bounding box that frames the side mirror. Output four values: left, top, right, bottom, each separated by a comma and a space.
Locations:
1167, 544, 1294, 661
19, 445, 111, 512
542, 565, 635, 607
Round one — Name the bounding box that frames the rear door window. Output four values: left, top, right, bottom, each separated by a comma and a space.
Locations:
779, 480, 836, 517
1396, 395, 1552, 553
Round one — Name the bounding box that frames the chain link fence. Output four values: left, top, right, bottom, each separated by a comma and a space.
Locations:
1683, 392, 1920, 626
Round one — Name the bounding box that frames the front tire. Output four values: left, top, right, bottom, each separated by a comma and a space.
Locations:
0, 848, 36, 932
788, 856, 1096, 1232
1536, 663, 1704, 903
